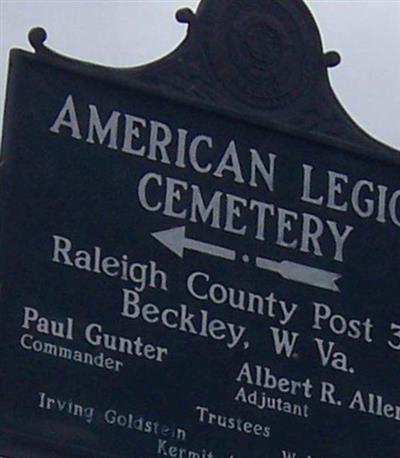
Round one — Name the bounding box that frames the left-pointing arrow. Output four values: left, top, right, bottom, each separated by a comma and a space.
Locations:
152, 226, 236, 261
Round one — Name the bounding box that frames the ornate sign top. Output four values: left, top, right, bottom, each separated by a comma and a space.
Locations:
1, 1, 399, 457
28, 0, 397, 157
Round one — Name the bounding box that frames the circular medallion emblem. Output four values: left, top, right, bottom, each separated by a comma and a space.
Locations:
204, 0, 321, 109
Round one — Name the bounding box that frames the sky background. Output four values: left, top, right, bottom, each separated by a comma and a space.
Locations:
0, 0, 399, 150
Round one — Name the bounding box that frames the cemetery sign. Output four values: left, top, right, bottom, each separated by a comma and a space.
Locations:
0, 1, 399, 457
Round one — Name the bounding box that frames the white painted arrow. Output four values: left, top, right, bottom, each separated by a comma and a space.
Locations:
152, 226, 341, 292
256, 257, 342, 292
152, 226, 236, 261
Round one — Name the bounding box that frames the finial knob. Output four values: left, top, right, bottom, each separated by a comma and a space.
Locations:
28, 27, 47, 51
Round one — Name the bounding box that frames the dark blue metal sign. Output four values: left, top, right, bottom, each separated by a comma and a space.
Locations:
0, 1, 399, 457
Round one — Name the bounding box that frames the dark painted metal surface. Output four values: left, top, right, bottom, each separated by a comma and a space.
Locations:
0, 1, 399, 457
